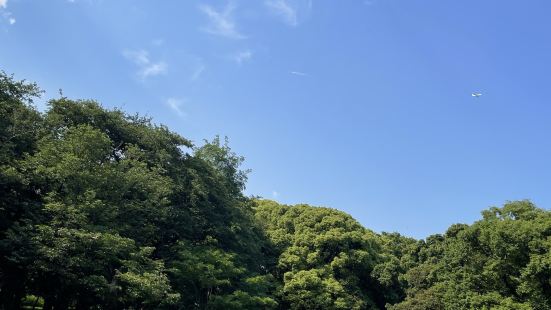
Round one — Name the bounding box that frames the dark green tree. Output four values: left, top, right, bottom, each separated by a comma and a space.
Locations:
0, 71, 44, 308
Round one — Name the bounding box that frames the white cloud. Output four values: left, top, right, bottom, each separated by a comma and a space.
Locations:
290, 71, 308, 76
266, 0, 313, 27
140, 62, 167, 79
0, 0, 7, 9
1, 10, 14, 26
191, 63, 205, 81
122, 49, 167, 80
234, 50, 253, 65
166, 98, 186, 117
123, 49, 149, 65
199, 3, 246, 39
152, 38, 164, 46
265, 0, 297, 27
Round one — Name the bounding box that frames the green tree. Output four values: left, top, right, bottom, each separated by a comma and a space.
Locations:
389, 201, 551, 310
0, 71, 43, 308
254, 200, 382, 309
3, 71, 551, 310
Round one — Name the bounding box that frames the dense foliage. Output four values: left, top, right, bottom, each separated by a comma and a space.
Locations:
0, 72, 274, 309
384, 201, 551, 310
1, 72, 550, 309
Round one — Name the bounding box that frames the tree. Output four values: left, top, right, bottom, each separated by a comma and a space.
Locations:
2, 70, 551, 309
254, 200, 382, 309
388, 201, 551, 310
0, 71, 43, 308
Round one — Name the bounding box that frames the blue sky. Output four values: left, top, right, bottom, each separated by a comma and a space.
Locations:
2, 0, 551, 238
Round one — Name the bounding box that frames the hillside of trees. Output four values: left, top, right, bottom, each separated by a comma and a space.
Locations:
1, 71, 550, 309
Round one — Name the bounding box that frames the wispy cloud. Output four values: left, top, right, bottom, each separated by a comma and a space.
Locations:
199, 2, 246, 39
191, 63, 206, 81
272, 191, 279, 198
166, 98, 186, 117
265, 0, 298, 27
234, 50, 253, 65
141, 62, 167, 79
0, 0, 15, 26
123, 49, 149, 66
123, 49, 167, 80
1, 10, 14, 26
152, 38, 164, 46
290, 71, 308, 76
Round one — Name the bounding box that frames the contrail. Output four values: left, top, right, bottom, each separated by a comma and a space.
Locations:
290, 71, 308, 76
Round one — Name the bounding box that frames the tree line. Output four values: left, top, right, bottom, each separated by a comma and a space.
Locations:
1, 71, 550, 309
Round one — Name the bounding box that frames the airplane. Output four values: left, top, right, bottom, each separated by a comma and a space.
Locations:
472, 92, 482, 98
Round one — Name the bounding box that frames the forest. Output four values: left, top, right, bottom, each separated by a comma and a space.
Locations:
1, 71, 550, 309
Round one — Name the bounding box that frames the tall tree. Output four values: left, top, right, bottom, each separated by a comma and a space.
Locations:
0, 71, 43, 308
254, 200, 383, 309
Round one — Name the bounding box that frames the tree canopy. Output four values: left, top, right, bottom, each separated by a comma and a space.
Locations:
1, 71, 550, 309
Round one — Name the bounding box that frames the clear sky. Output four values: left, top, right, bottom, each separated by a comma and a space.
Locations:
2, 0, 551, 238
